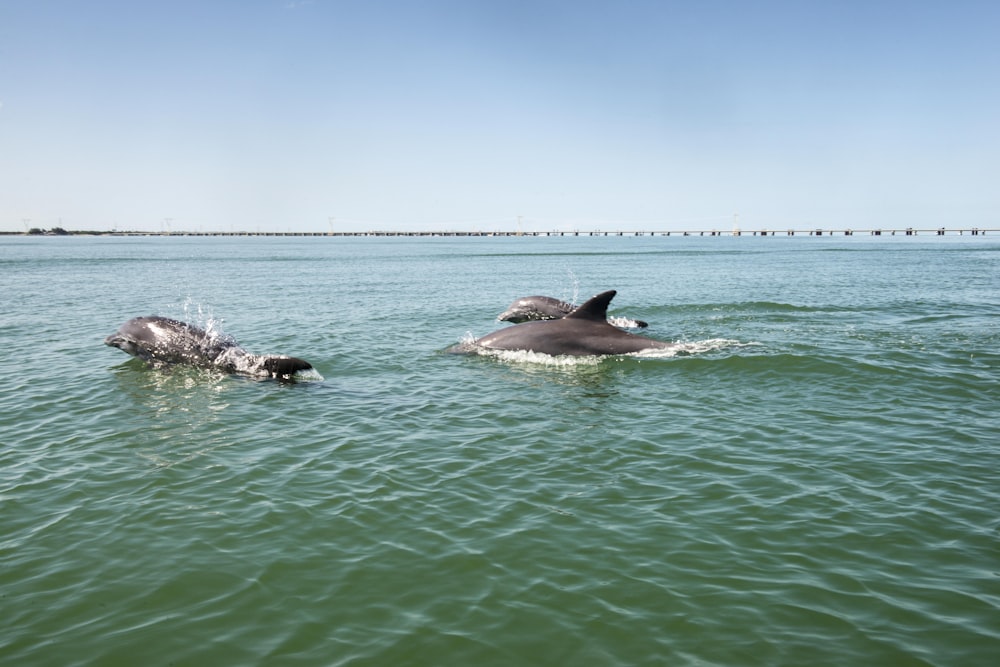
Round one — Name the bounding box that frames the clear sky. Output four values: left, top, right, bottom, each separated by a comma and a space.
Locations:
2, 0, 998, 233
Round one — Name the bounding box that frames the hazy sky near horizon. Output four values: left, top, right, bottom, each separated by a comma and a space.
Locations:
2, 0, 998, 233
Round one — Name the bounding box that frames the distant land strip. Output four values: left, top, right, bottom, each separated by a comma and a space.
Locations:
4, 227, 995, 238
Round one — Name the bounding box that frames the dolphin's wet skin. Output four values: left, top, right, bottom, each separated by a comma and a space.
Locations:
497, 294, 649, 328
105, 315, 314, 380
449, 290, 673, 357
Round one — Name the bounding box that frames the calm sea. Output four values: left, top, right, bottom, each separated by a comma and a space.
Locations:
2, 234, 998, 666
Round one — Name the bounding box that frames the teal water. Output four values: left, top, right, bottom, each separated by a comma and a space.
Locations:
1, 235, 998, 666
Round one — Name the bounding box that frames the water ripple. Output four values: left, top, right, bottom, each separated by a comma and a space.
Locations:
2, 236, 998, 666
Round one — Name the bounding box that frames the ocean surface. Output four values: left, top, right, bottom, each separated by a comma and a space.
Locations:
1, 234, 998, 666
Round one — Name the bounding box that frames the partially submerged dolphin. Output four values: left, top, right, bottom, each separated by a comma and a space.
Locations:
498, 295, 576, 323
498, 294, 649, 328
105, 315, 313, 379
451, 290, 674, 357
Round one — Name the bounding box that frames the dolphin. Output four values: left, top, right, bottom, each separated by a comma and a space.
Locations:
498, 294, 649, 328
497, 295, 576, 323
451, 290, 674, 356
105, 315, 313, 379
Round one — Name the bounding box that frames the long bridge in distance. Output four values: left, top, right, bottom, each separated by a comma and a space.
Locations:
95, 227, 992, 237
10, 227, 994, 238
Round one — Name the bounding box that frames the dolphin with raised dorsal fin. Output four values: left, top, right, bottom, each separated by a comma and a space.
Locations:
497, 294, 649, 328
105, 315, 313, 380
451, 290, 673, 356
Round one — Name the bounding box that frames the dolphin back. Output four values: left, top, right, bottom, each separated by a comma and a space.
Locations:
498, 295, 575, 322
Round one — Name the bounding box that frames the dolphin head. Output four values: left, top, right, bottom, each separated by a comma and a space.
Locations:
105, 316, 225, 365
104, 332, 143, 357
106, 315, 314, 379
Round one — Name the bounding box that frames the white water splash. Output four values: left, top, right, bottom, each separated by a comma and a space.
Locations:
564, 269, 580, 305
607, 316, 645, 329
629, 338, 750, 358
175, 297, 229, 340
466, 338, 752, 365
481, 348, 603, 367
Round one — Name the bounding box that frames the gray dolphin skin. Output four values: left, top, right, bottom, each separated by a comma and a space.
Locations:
498, 294, 649, 328
452, 290, 674, 356
105, 315, 313, 379
497, 295, 576, 323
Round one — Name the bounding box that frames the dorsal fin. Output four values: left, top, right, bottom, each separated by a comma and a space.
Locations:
565, 290, 616, 322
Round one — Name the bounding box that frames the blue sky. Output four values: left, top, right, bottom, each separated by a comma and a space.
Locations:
2, 0, 998, 233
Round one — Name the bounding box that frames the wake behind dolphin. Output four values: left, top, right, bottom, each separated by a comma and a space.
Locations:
449, 290, 675, 357
105, 315, 314, 380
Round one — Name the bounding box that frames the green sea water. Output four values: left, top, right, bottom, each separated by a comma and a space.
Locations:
1, 235, 998, 666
